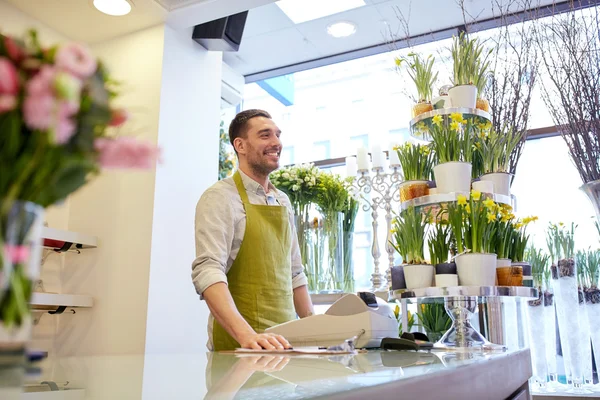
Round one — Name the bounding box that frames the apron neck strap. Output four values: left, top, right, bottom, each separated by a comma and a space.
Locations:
233, 171, 250, 204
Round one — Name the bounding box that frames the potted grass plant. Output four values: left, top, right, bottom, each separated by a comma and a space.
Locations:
428, 221, 457, 287
494, 205, 516, 283
416, 302, 452, 342
449, 33, 492, 109
395, 53, 438, 117
476, 127, 523, 196
395, 142, 434, 202
428, 112, 474, 194
446, 190, 497, 286
509, 217, 537, 287
391, 206, 433, 289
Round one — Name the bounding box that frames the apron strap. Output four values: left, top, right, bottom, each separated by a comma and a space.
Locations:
233, 171, 250, 205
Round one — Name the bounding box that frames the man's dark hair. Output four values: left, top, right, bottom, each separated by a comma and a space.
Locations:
228, 109, 272, 150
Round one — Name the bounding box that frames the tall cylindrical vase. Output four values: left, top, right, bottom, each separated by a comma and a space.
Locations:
321, 211, 344, 293
527, 289, 548, 392
294, 210, 313, 291
543, 285, 560, 389
580, 180, 600, 222
0, 201, 45, 395
342, 231, 354, 293
578, 292, 593, 387
585, 286, 600, 391
552, 259, 588, 393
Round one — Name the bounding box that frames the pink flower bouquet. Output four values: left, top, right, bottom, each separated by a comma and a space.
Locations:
0, 30, 159, 332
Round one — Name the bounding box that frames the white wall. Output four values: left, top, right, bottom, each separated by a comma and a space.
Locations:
61, 24, 166, 357
0, 0, 70, 44
144, 25, 221, 355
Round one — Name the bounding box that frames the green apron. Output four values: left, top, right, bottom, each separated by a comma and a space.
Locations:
212, 171, 296, 351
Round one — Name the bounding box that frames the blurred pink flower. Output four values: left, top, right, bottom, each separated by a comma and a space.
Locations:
109, 108, 129, 127
55, 43, 97, 79
55, 116, 76, 144
23, 94, 54, 130
4, 244, 30, 264
95, 137, 160, 169
27, 65, 56, 95
0, 57, 19, 95
0, 94, 16, 113
4, 37, 25, 62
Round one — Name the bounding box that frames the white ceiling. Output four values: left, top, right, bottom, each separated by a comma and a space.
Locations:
223, 0, 558, 77
3, 0, 559, 78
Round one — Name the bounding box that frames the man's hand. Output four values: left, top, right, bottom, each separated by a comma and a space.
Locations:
238, 332, 292, 350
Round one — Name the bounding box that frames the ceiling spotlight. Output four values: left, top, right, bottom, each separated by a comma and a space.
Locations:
327, 21, 357, 38
93, 0, 132, 16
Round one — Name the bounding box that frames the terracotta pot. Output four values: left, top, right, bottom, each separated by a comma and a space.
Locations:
400, 181, 429, 202
476, 98, 490, 112
497, 266, 523, 286
412, 102, 433, 118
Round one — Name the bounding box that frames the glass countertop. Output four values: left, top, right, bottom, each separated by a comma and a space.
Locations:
24, 348, 531, 399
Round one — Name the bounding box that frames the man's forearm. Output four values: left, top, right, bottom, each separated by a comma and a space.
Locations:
203, 282, 255, 343
293, 285, 314, 318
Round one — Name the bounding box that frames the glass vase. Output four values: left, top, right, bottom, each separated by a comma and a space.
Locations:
552, 259, 590, 393
0, 201, 45, 394
527, 288, 548, 392
543, 284, 560, 389
578, 293, 594, 388
342, 231, 354, 294
294, 209, 314, 291
585, 286, 600, 391
321, 211, 344, 293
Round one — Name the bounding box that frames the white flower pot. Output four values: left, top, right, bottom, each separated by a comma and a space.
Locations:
433, 162, 472, 194
496, 258, 512, 268
403, 264, 434, 289
456, 253, 497, 286
448, 85, 478, 109
435, 274, 458, 287
480, 172, 513, 196
472, 180, 494, 194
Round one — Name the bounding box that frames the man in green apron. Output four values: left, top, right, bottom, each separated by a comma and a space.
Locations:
192, 109, 314, 351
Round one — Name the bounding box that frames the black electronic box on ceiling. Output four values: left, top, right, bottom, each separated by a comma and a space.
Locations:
192, 11, 249, 52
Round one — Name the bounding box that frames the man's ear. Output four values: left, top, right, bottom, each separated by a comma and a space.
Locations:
233, 137, 245, 155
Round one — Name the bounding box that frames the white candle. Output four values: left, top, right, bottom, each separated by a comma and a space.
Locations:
371, 144, 384, 169
389, 143, 400, 166
357, 147, 369, 170
346, 156, 358, 177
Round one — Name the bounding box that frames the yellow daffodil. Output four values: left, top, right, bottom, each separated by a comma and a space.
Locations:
393, 145, 400, 151
394, 57, 402, 66
559, 222, 564, 227
502, 204, 513, 212
487, 213, 497, 222
478, 122, 488, 130
390, 228, 397, 234
450, 112, 463, 122
471, 190, 482, 201
394, 304, 400, 319
514, 222, 523, 229
483, 198, 496, 210
485, 121, 492, 130
432, 114, 443, 126
523, 217, 532, 224
450, 121, 461, 131
465, 204, 471, 214
421, 146, 431, 155
501, 214, 511, 222
532, 216, 539, 222
457, 195, 468, 206
479, 130, 488, 139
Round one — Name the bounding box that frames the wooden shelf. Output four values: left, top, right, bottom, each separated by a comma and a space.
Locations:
42, 227, 98, 250
30, 293, 93, 311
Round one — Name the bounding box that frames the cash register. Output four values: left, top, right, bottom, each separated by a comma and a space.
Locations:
266, 292, 399, 348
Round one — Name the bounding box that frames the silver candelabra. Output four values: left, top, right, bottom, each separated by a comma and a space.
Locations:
352, 165, 403, 292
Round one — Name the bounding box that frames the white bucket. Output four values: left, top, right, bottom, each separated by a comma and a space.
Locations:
480, 172, 513, 196
448, 85, 478, 109
496, 258, 512, 268
403, 264, 434, 289
456, 253, 497, 286
472, 180, 494, 194
435, 274, 458, 287
433, 162, 472, 194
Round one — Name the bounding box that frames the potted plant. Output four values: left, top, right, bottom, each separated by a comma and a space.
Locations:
428, 221, 457, 287
476, 127, 523, 196
509, 216, 537, 287
494, 205, 516, 284
428, 112, 474, 194
0, 30, 159, 372
395, 53, 438, 118
449, 33, 491, 109
446, 190, 497, 286
395, 142, 434, 202
391, 207, 433, 289
416, 302, 452, 342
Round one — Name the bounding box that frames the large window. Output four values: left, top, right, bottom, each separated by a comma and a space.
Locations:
227, 8, 599, 291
